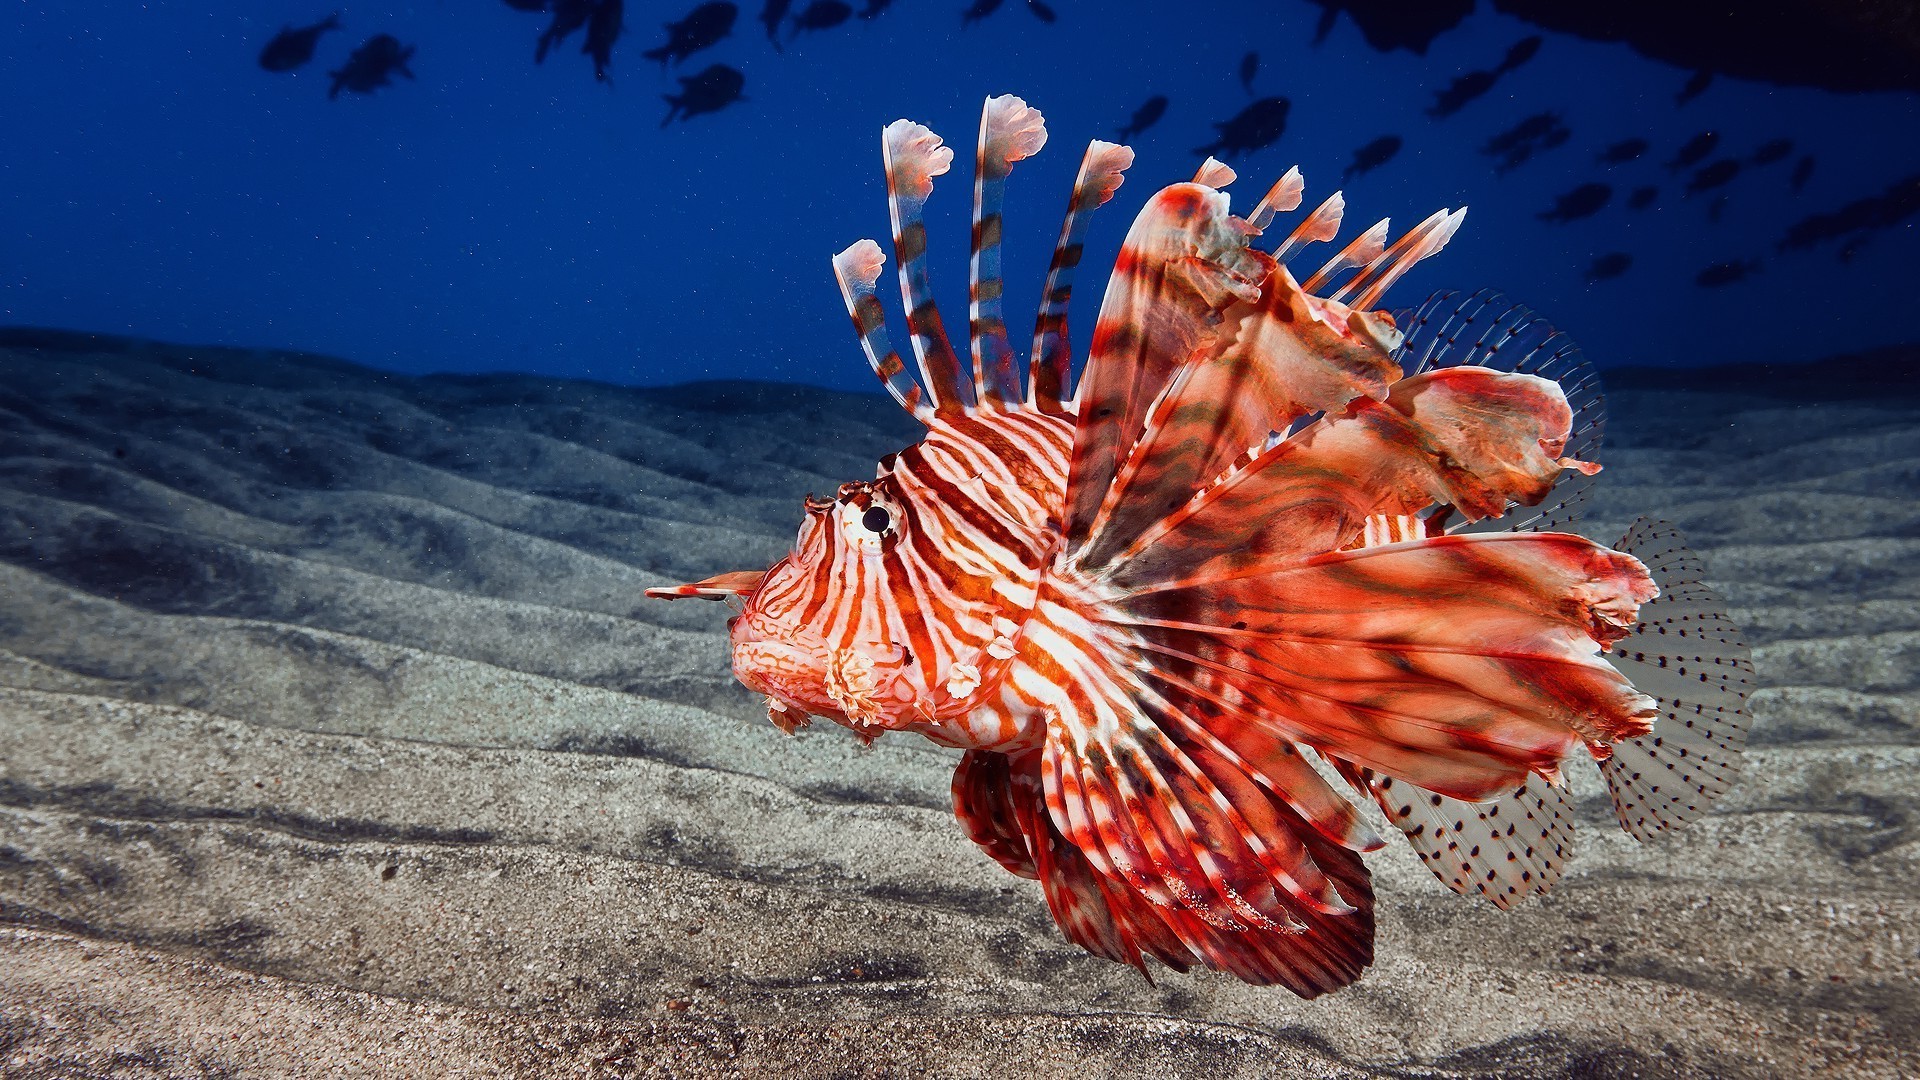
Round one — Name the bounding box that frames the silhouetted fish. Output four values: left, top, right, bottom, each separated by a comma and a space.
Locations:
1239, 51, 1259, 93
584, 0, 623, 81
1538, 182, 1611, 223
1115, 95, 1167, 141
1482, 111, 1569, 174
1427, 69, 1496, 120
961, 0, 1003, 26
662, 63, 745, 124
538, 0, 594, 62
858, 0, 893, 16
1686, 159, 1741, 197
1025, 0, 1057, 23
643, 2, 734, 65
760, 0, 791, 47
328, 34, 414, 99
1585, 252, 1631, 282
1749, 138, 1793, 167
259, 13, 340, 72
1497, 35, 1542, 72
1666, 131, 1718, 172
1676, 70, 1712, 106
1778, 172, 1920, 253
1596, 138, 1647, 167
1789, 155, 1815, 193
1343, 135, 1402, 183
791, 0, 851, 32
1696, 259, 1759, 287
1193, 96, 1289, 159
1626, 186, 1658, 210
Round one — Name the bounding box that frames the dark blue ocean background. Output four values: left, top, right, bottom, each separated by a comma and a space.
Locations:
4, 1, 1917, 386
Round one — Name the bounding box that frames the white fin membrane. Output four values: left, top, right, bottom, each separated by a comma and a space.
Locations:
1370, 773, 1575, 911
1600, 519, 1755, 840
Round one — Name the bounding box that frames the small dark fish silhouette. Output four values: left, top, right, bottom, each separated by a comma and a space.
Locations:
1696, 259, 1760, 288
1596, 138, 1648, 167
1750, 138, 1794, 167
259, 13, 341, 72
1686, 159, 1741, 197
1427, 69, 1496, 120
1115, 95, 1168, 142
1626, 186, 1658, 211
1482, 111, 1569, 174
1193, 96, 1290, 159
1343, 135, 1402, 183
858, 0, 893, 17
643, 2, 734, 65
584, 0, 623, 80
961, 0, 1003, 26
792, 0, 852, 32
1676, 70, 1713, 106
1666, 131, 1718, 173
1778, 172, 1920, 253
1538, 183, 1612, 224
1585, 252, 1632, 282
1025, 0, 1057, 23
501, 0, 548, 10
1496, 35, 1541, 73
328, 34, 414, 99
662, 63, 746, 124
1789, 155, 1816, 193
1239, 51, 1259, 93
538, 0, 594, 62
1707, 194, 1729, 223
760, 0, 791, 47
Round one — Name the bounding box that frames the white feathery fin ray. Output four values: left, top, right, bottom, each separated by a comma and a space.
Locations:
1192, 157, 1237, 188
1330, 208, 1461, 308
1600, 518, 1754, 841
1029, 139, 1134, 414
1244, 166, 1304, 233
1301, 218, 1390, 293
1272, 191, 1345, 264
971, 95, 1048, 409
882, 119, 973, 414
1365, 770, 1575, 911
832, 240, 934, 423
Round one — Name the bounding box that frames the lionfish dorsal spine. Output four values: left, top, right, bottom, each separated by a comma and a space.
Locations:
1272, 190, 1345, 264
832, 239, 934, 423
1301, 216, 1389, 293
970, 95, 1049, 409
1028, 138, 1134, 415
882, 118, 973, 415
1243, 165, 1304, 233
1333, 208, 1466, 309
1191, 156, 1237, 188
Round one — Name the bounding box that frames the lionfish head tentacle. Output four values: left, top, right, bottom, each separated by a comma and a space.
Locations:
971, 94, 1049, 409
883, 118, 974, 415
832, 239, 935, 423
1029, 139, 1134, 415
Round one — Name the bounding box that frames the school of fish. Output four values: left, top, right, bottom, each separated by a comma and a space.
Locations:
648, 94, 1755, 997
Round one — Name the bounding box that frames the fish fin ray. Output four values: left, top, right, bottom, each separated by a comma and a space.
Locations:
833, 240, 935, 422
1028, 139, 1134, 414
971, 95, 1048, 409
883, 119, 974, 414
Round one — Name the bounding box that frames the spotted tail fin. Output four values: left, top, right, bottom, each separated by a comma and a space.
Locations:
1029, 139, 1134, 415
970, 95, 1049, 409
1601, 519, 1754, 839
883, 119, 973, 415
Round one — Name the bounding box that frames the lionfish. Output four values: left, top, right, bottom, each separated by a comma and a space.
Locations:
648, 95, 1754, 997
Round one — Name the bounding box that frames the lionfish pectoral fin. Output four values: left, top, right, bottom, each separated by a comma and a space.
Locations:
970, 94, 1049, 408
643, 569, 767, 600
1029, 139, 1133, 414
969, 742, 1373, 995
1599, 519, 1754, 840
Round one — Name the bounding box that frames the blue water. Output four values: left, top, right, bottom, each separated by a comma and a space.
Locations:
2, 1, 1916, 387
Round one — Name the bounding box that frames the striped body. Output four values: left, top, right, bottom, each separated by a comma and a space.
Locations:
649, 95, 1754, 996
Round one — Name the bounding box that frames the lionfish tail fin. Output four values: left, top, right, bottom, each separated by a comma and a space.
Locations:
1600, 519, 1754, 840
832, 240, 935, 422
1360, 765, 1575, 911
971, 95, 1049, 409
1029, 139, 1134, 414
882, 118, 973, 414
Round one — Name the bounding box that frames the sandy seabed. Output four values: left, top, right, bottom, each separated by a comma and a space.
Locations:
0, 329, 1913, 1078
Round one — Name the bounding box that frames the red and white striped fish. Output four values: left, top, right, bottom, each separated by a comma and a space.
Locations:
648, 95, 1754, 997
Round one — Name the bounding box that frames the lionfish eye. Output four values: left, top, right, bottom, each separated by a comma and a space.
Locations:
861, 506, 891, 533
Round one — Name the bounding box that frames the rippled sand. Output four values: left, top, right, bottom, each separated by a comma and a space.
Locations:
0, 330, 1912, 1077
